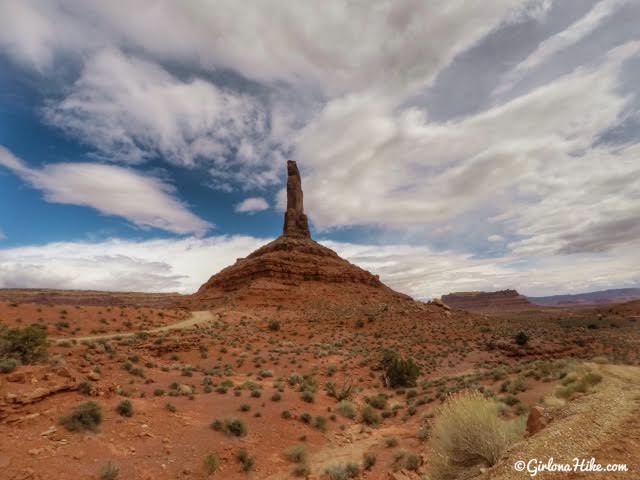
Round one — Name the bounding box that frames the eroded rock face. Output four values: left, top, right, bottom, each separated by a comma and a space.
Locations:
191, 161, 413, 307
283, 161, 310, 239
441, 290, 532, 312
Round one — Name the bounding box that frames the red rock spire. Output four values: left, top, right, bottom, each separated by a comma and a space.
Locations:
283, 161, 311, 238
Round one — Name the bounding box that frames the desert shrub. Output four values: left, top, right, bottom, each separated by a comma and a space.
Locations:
366, 394, 387, 410
427, 391, 524, 480
116, 400, 134, 417
268, 320, 280, 331
211, 417, 247, 437
237, 448, 255, 472
361, 405, 381, 427
555, 369, 602, 399
292, 463, 311, 477
204, 454, 220, 475
337, 400, 356, 419
301, 390, 315, 403
379, 350, 420, 388
313, 415, 327, 432
61, 401, 103, 432
165, 402, 177, 412
78, 381, 93, 396
281, 410, 292, 419
0, 357, 18, 373
363, 452, 376, 470
418, 424, 431, 442
271, 392, 282, 402
99, 462, 119, 480
0, 325, 48, 364
286, 445, 307, 463
325, 381, 353, 401
393, 449, 420, 471
325, 463, 360, 480
514, 331, 529, 346
385, 437, 398, 448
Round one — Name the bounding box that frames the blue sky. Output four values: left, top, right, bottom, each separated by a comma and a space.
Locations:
0, 0, 639, 298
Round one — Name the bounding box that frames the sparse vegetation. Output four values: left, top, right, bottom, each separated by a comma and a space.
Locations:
99, 462, 119, 480
324, 462, 360, 480
515, 331, 529, 346
61, 401, 103, 432
204, 454, 220, 475
116, 400, 134, 417
380, 349, 420, 388
0, 324, 48, 364
427, 391, 524, 480
211, 417, 247, 437
237, 448, 255, 472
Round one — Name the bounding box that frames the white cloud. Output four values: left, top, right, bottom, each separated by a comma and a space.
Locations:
0, 236, 637, 298
42, 48, 283, 187
235, 197, 269, 214
0, 1, 528, 95
297, 42, 640, 256
0, 146, 211, 235
495, 0, 630, 96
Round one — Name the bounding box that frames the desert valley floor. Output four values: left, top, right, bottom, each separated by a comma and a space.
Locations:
1, 285, 639, 480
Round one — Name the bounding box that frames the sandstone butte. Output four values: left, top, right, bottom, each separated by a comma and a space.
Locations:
191, 160, 412, 309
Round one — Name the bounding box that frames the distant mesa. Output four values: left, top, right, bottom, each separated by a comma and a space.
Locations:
528, 288, 640, 307
440, 289, 532, 312
192, 161, 409, 308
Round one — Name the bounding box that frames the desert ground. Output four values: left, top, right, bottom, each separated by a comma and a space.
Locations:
1, 288, 639, 480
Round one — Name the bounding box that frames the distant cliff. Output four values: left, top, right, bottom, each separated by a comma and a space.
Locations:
529, 288, 640, 307
441, 289, 532, 312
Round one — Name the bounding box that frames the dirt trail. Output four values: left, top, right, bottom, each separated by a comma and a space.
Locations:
51, 310, 217, 343
485, 363, 640, 480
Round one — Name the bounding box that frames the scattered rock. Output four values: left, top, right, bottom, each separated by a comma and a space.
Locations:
526, 405, 547, 436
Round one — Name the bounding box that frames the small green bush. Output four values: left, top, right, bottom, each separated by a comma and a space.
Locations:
337, 400, 356, 419
515, 331, 529, 346
237, 448, 255, 472
204, 454, 219, 475
361, 405, 381, 427
268, 320, 280, 331
116, 400, 134, 417
61, 401, 102, 432
379, 350, 420, 388
0, 325, 48, 364
286, 445, 307, 463
211, 417, 247, 437
0, 357, 18, 373
99, 462, 119, 480
363, 452, 376, 470
324, 463, 360, 480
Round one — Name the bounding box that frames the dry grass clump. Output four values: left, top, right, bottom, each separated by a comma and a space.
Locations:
427, 390, 524, 480
554, 365, 603, 399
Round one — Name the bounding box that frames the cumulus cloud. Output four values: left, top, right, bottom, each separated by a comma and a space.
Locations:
235, 197, 269, 214
0, 146, 211, 235
0, 236, 638, 298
